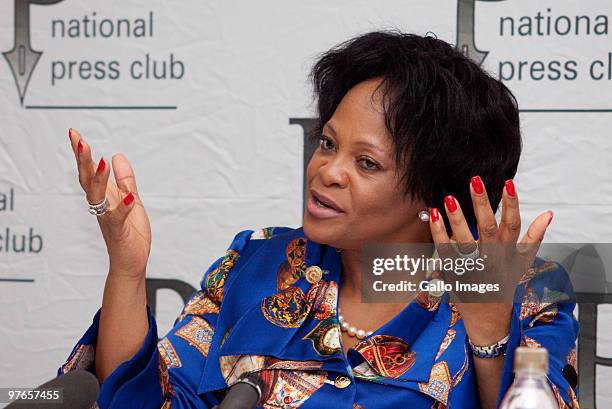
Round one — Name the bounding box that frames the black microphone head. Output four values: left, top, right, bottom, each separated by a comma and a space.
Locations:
7, 370, 99, 409
217, 372, 265, 409
238, 372, 264, 399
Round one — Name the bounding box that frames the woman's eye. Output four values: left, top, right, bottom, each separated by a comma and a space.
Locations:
360, 158, 380, 171
319, 135, 335, 151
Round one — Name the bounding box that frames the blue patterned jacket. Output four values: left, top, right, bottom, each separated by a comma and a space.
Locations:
58, 226, 580, 409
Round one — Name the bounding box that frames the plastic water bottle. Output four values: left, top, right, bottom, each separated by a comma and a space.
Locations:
499, 347, 560, 409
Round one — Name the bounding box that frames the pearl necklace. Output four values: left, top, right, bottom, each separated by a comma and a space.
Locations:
338, 308, 374, 340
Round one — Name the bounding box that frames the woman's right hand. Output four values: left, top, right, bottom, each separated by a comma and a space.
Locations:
68, 128, 152, 281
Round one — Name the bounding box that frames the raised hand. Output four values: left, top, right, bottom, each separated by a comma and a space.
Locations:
427, 176, 555, 409
428, 176, 553, 305
68, 128, 152, 280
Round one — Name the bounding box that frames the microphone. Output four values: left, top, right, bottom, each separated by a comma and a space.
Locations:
6, 370, 99, 408
214, 372, 265, 409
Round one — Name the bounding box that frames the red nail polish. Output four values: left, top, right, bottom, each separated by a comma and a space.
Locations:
123, 192, 134, 206
96, 158, 105, 173
77, 140, 83, 155
547, 211, 554, 226
471, 176, 484, 194
505, 179, 516, 198
445, 195, 458, 213
430, 208, 439, 223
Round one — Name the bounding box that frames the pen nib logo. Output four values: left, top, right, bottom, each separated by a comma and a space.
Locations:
3, 0, 64, 106
456, 0, 506, 66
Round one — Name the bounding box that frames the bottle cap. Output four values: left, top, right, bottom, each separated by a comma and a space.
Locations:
514, 346, 548, 374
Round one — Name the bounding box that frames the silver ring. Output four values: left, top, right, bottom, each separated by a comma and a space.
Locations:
452, 240, 480, 260
87, 195, 110, 216
428, 278, 446, 298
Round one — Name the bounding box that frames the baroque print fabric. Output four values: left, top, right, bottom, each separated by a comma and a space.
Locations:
58, 226, 579, 409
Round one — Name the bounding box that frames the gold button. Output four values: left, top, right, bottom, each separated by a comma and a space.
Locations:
334, 375, 351, 389
305, 265, 323, 284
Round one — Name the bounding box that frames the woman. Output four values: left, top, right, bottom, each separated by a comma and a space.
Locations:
60, 31, 579, 409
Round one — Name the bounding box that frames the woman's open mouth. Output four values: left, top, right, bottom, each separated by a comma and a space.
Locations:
306, 192, 344, 219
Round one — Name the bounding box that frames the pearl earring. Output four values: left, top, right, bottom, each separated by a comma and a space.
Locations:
418, 209, 430, 222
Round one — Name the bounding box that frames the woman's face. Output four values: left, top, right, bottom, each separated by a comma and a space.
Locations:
303, 78, 430, 250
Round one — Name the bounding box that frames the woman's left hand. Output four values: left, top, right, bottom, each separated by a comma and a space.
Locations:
427, 176, 554, 345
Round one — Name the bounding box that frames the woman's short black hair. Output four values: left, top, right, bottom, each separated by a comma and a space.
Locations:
309, 29, 522, 234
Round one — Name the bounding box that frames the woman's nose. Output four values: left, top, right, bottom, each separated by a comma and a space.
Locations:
319, 158, 349, 188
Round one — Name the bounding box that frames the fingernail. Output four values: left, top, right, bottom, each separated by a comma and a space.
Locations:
68, 128, 73, 141
471, 176, 484, 194
77, 140, 83, 155
96, 157, 105, 173
547, 210, 554, 226
505, 179, 516, 198
444, 195, 458, 213
123, 192, 134, 206
430, 207, 440, 223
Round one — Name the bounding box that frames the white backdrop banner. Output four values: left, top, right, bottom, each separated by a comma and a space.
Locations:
1, 0, 611, 407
